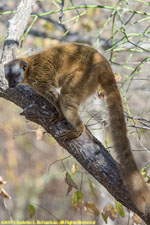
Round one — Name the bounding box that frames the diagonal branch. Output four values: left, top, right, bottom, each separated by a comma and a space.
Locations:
0, 0, 149, 224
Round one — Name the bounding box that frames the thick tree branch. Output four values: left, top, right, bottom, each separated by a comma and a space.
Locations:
0, 0, 149, 224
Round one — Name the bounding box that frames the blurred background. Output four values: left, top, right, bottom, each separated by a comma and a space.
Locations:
0, 0, 150, 224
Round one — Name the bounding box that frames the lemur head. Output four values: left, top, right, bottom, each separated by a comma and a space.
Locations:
4, 59, 27, 88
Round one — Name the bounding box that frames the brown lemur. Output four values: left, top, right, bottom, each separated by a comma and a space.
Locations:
4, 43, 150, 217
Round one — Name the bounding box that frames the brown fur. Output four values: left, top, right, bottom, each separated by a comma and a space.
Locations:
4, 43, 150, 216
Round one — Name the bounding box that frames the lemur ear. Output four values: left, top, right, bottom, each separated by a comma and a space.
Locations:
20, 60, 27, 71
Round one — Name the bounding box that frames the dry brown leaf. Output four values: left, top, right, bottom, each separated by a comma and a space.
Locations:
0, 188, 11, 199
84, 202, 100, 216
103, 205, 117, 221
36, 127, 44, 140
132, 213, 142, 224
114, 74, 121, 83
0, 176, 11, 199
0, 176, 7, 185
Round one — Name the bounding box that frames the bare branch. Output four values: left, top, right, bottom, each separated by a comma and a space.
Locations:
28, 29, 95, 44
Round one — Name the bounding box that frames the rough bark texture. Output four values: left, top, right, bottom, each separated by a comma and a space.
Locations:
0, 0, 149, 224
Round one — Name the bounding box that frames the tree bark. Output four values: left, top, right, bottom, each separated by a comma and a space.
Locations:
0, 0, 149, 224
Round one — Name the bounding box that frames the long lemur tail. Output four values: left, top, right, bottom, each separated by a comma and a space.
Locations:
98, 60, 150, 215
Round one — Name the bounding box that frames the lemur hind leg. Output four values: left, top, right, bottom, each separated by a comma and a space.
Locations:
45, 90, 64, 123
58, 92, 85, 141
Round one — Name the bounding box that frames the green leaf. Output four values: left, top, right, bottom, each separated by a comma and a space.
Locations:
101, 213, 107, 224
141, 167, 146, 176
140, 128, 146, 133
88, 179, 98, 199
29, 204, 35, 218
72, 190, 83, 207
65, 172, 78, 189
115, 201, 125, 217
